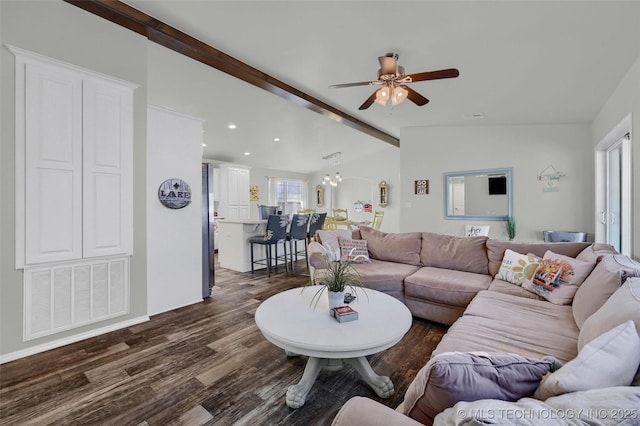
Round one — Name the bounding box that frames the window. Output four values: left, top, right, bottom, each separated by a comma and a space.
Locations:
275, 179, 307, 216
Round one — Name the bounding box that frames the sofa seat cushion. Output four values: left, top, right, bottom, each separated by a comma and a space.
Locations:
488, 278, 545, 301
434, 291, 579, 363
420, 233, 489, 274
350, 260, 420, 301
404, 267, 492, 307
486, 240, 591, 276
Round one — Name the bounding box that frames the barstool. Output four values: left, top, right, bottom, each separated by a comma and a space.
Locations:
307, 212, 327, 242
249, 214, 290, 277
287, 213, 310, 271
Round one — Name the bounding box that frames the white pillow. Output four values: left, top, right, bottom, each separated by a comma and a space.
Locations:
316, 230, 352, 261
496, 249, 541, 286
534, 320, 640, 400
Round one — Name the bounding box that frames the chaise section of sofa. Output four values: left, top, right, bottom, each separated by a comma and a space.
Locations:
433, 290, 579, 363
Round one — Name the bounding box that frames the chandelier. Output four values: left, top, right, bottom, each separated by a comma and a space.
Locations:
322, 151, 342, 187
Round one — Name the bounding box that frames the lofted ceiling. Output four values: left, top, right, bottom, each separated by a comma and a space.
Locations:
121, 0, 640, 174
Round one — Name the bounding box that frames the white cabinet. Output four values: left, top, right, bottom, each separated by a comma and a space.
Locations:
12, 46, 136, 267
218, 164, 250, 219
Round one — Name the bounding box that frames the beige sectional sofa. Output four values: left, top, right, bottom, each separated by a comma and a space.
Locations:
307, 227, 640, 425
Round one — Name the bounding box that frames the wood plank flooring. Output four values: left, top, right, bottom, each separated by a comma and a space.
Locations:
0, 260, 447, 425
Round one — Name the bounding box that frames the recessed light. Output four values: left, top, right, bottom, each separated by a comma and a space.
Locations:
202, 143, 207, 147
273, 137, 280, 142
244, 152, 251, 156
228, 123, 237, 129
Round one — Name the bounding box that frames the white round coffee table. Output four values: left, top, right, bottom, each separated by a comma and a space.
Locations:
255, 286, 412, 408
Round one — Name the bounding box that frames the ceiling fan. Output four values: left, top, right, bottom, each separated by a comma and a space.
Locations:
329, 53, 459, 110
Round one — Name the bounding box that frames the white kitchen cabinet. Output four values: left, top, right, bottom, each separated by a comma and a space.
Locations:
217, 164, 250, 219
12, 46, 136, 267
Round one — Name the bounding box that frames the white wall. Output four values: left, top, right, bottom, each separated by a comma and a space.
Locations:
310, 146, 400, 233
1, 1, 148, 359
399, 124, 593, 241
591, 55, 640, 260
147, 106, 204, 315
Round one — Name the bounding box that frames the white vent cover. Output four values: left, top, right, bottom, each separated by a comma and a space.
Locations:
24, 256, 129, 340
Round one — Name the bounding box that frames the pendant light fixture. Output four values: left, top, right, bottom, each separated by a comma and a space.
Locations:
322, 152, 343, 187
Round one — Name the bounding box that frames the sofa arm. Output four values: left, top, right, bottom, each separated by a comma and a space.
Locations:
308, 241, 328, 282
331, 396, 423, 426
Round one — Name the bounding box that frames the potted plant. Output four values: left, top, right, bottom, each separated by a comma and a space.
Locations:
506, 216, 516, 240
307, 249, 366, 312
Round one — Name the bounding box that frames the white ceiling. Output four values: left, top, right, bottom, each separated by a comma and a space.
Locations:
124, 0, 640, 174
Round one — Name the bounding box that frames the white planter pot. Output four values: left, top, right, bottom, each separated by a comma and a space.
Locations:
327, 290, 345, 314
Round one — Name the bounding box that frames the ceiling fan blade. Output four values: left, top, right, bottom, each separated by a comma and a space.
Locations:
358, 91, 378, 110
404, 86, 430, 106
329, 81, 381, 89
406, 68, 460, 82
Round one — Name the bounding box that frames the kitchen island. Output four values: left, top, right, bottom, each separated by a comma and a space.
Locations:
216, 219, 268, 273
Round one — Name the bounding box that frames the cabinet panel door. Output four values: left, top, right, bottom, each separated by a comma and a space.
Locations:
24, 63, 83, 264
237, 168, 250, 205
82, 79, 134, 257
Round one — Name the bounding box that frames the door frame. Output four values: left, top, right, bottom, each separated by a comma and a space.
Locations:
594, 114, 632, 255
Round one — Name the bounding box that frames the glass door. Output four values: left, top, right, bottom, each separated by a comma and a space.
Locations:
605, 141, 623, 252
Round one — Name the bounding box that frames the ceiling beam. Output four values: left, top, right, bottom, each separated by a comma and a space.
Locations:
64, 0, 400, 147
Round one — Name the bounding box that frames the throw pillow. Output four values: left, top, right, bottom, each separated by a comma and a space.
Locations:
496, 249, 541, 286
316, 230, 353, 261
339, 238, 371, 263
522, 250, 596, 305
534, 320, 640, 400
402, 352, 552, 426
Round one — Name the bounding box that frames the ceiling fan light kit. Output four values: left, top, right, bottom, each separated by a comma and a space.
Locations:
330, 53, 459, 110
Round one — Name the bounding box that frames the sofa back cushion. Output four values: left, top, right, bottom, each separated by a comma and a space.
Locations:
420, 233, 489, 275
359, 226, 422, 266
486, 240, 591, 277
572, 254, 640, 328
575, 243, 617, 263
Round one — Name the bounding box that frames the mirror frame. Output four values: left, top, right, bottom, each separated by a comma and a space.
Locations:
315, 184, 324, 207
444, 167, 513, 221
378, 180, 389, 208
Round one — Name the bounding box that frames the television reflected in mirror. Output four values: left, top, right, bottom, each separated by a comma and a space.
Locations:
444, 168, 513, 220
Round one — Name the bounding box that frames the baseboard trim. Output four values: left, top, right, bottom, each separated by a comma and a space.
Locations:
0, 315, 149, 364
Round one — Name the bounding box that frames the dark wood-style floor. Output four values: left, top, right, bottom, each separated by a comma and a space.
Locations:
0, 259, 447, 425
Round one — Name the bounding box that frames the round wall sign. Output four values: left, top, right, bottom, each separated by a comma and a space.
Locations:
158, 178, 192, 209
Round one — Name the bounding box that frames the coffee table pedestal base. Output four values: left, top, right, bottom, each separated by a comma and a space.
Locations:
285, 356, 394, 409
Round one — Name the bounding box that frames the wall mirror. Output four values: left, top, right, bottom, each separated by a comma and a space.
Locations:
444, 168, 513, 220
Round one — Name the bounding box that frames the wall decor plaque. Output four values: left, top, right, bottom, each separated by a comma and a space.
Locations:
158, 178, 192, 209
414, 179, 429, 195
